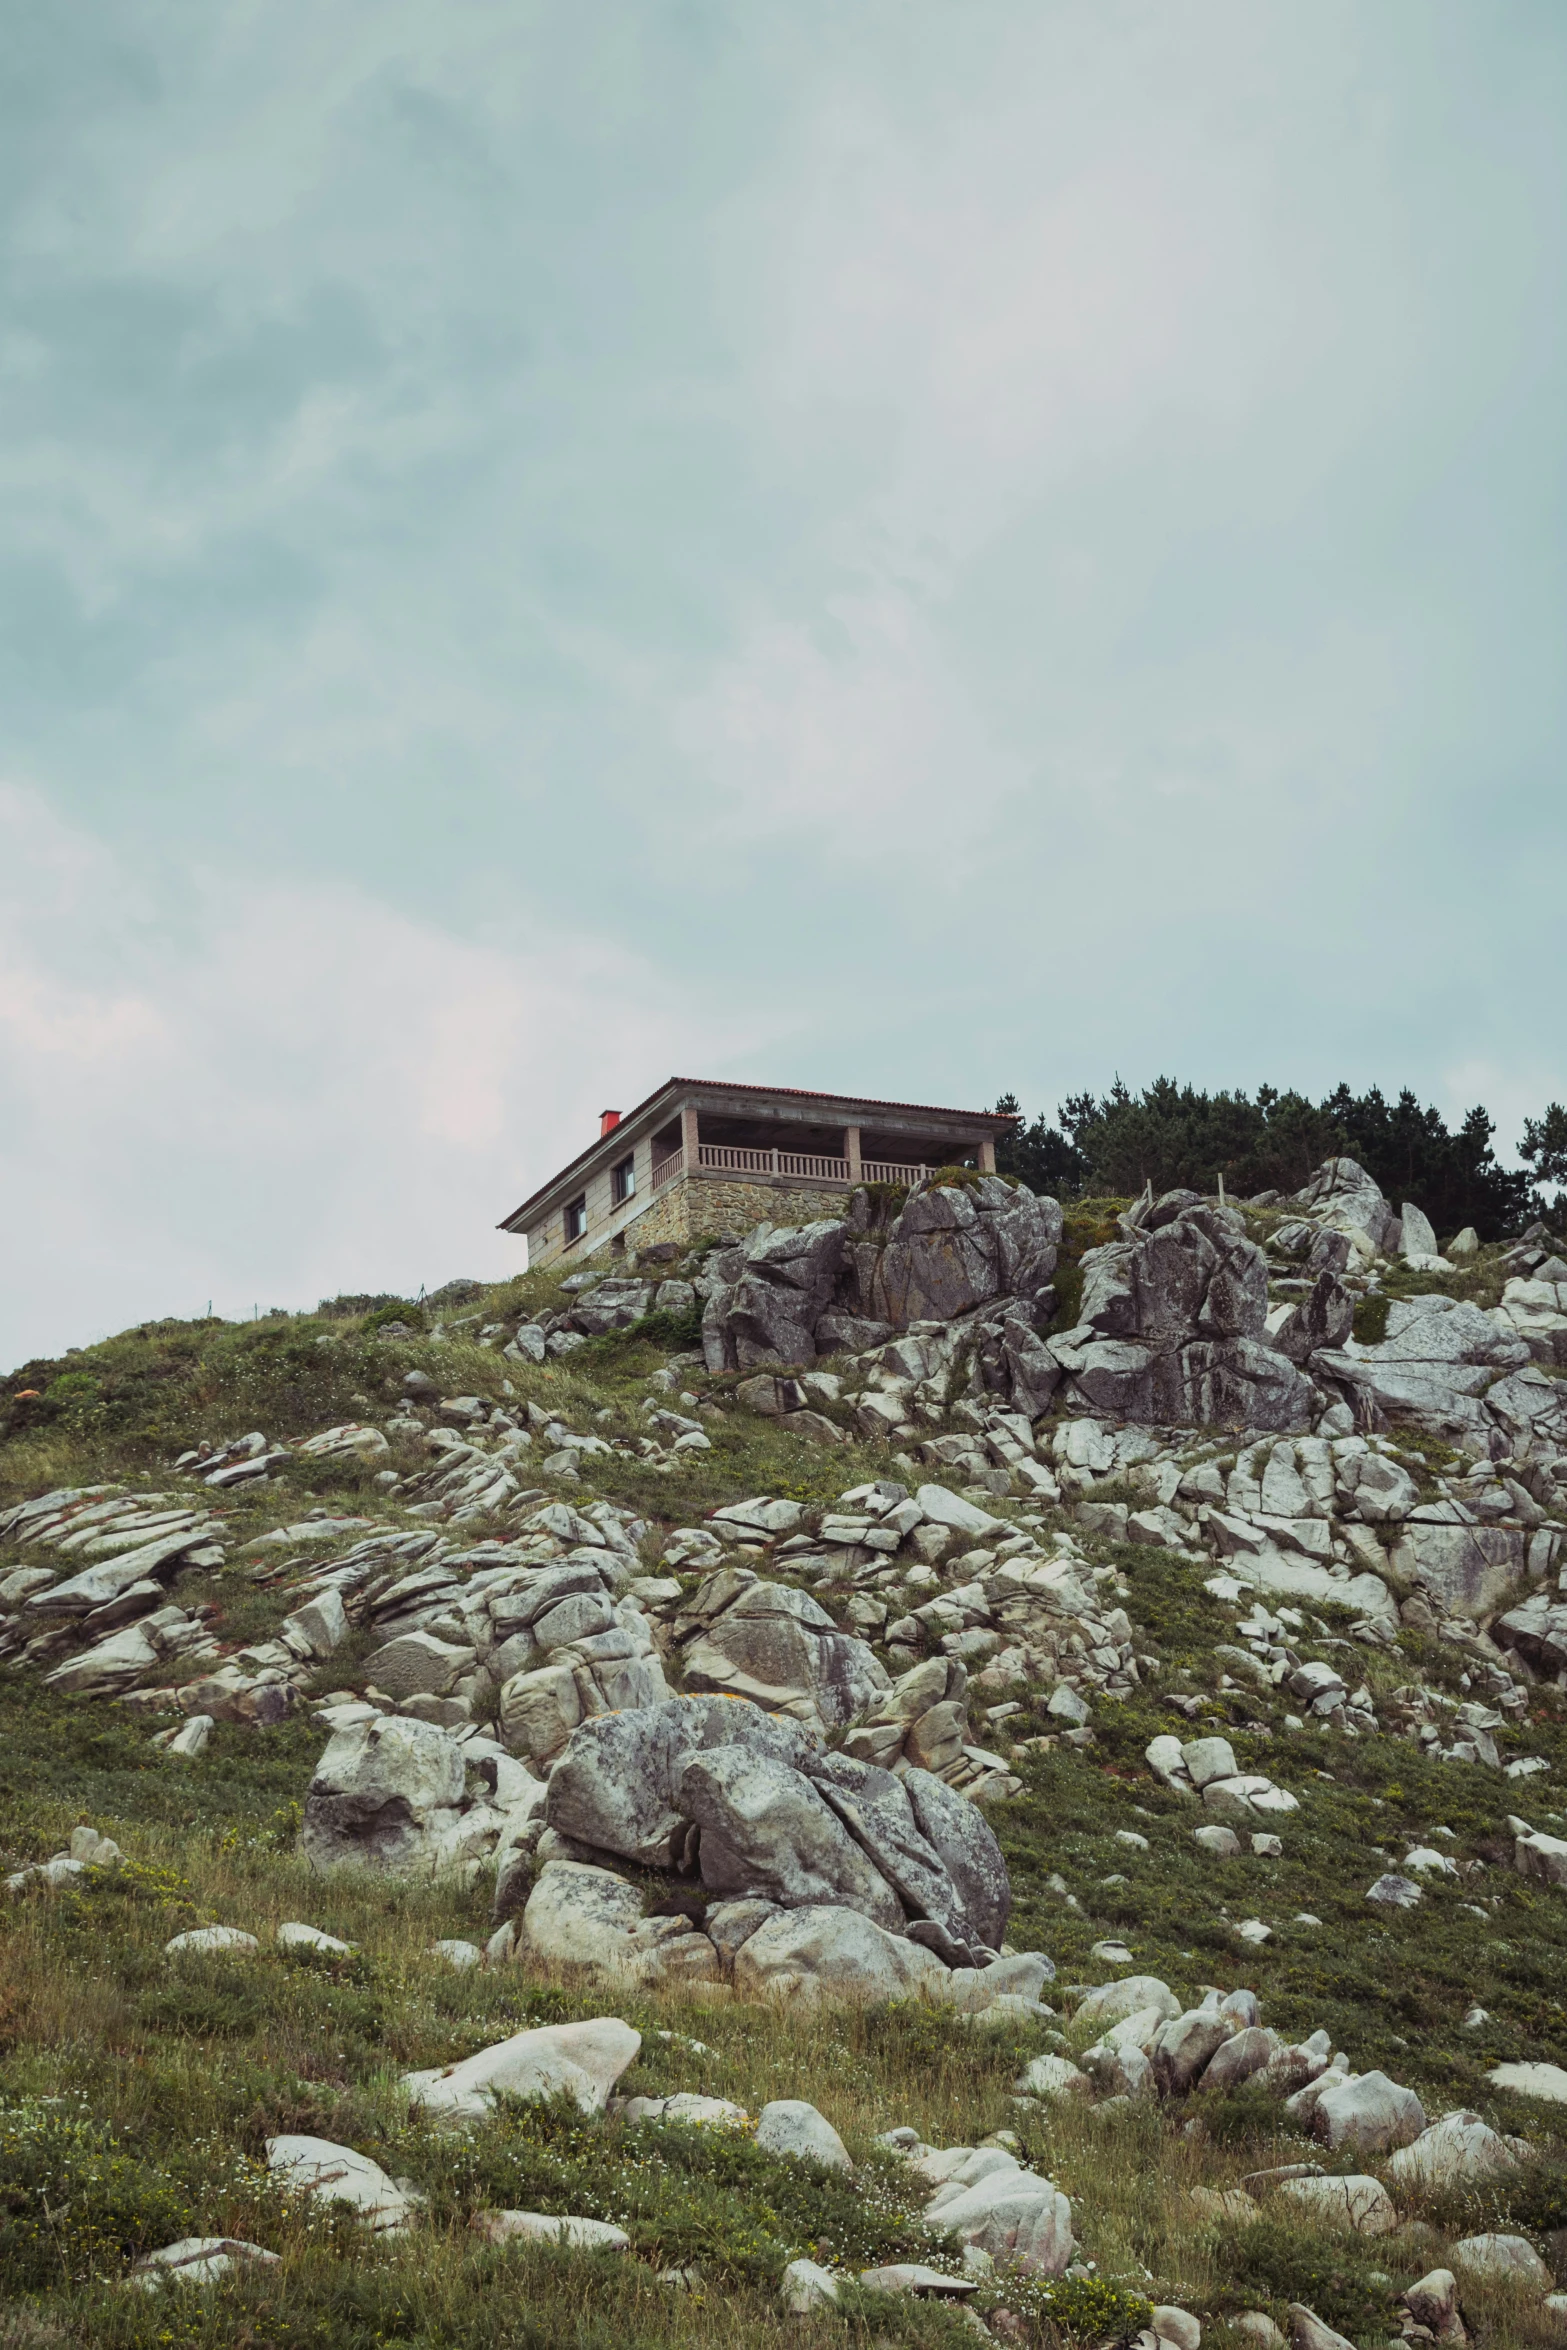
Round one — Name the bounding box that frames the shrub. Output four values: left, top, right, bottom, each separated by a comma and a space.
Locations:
625, 1301, 705, 1350
1352, 1292, 1391, 1345
405, 2096, 936, 2283
1223, 2212, 1397, 2340
1006, 2271, 1153, 2345
0, 2099, 197, 2290
361, 1301, 425, 1336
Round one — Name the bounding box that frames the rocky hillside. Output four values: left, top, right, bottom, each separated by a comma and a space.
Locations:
5, 1160, 1567, 2350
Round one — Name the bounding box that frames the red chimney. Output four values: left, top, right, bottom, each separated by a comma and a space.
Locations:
599, 1109, 621, 1137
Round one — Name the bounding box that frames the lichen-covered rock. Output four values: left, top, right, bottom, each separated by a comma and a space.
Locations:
676, 1571, 888, 1728
857, 1179, 1062, 1328
1316, 1292, 1531, 1442
544, 1694, 815, 1866
300, 1716, 466, 1875
1047, 1202, 1315, 1431
701, 1220, 850, 1370
514, 1860, 721, 1988
677, 1744, 908, 1930
731, 1904, 948, 2004
402, 2016, 641, 2125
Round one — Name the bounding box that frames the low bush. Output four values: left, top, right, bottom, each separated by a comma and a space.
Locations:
1221, 2211, 1397, 2340
0, 2098, 203, 2291
1351, 1292, 1391, 1345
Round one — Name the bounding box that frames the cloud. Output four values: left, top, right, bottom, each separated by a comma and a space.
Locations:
0, 1, 1562, 1357
0, 784, 752, 1365
674, 576, 1027, 857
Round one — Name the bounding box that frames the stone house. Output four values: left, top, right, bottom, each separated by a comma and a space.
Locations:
501, 1079, 1013, 1271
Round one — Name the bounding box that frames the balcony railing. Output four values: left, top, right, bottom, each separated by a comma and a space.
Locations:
646, 1144, 943, 1190
698, 1143, 853, 1180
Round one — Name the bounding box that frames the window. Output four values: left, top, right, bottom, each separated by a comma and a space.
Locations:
612, 1154, 636, 1204
564, 1194, 588, 1243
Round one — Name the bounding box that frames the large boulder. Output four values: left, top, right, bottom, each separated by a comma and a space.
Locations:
900, 1765, 1010, 1951
755, 2099, 852, 2171
1200, 2027, 1282, 2094
1494, 1596, 1567, 1676
361, 1630, 475, 1701
544, 1694, 815, 1866
1292, 1158, 1402, 1257
498, 1663, 585, 1766
856, 1180, 1062, 1327
1052, 1330, 1313, 1434
1492, 1277, 1567, 1366
699, 1179, 1062, 1378
561, 1279, 654, 1336
731, 1903, 949, 2004
1267, 1271, 1356, 1364
1077, 1203, 1268, 1345
1386, 2111, 1521, 2189
1315, 1293, 1532, 1441
701, 1220, 850, 1370
1450, 2234, 1554, 2290
1312, 2071, 1425, 2154
402, 2017, 641, 2125
1047, 1202, 1315, 1432
791, 1751, 1002, 1956
495, 1582, 670, 1768
1278, 2176, 1398, 2236
677, 1572, 888, 1727
1075, 1976, 1181, 2028
1152, 2011, 1238, 2096
921, 2165, 1074, 2275
679, 1744, 906, 1928
542, 1693, 1007, 1957
1387, 1519, 1529, 1616
265, 2136, 415, 2230
1485, 1366, 1567, 1456
299, 1716, 466, 1875
514, 1860, 721, 1989
1158, 1338, 1316, 1431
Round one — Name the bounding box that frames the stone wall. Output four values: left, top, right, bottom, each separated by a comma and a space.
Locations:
627, 1175, 844, 1258
528, 1170, 853, 1270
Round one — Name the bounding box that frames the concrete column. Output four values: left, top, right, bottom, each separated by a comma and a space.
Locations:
978, 1137, 996, 1173
844, 1125, 862, 1180
680, 1102, 700, 1172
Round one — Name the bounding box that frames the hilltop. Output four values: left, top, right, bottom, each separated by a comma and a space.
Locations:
5, 1165, 1567, 2350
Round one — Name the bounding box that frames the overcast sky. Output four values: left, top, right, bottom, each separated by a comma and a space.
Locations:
3, 1, 1564, 1366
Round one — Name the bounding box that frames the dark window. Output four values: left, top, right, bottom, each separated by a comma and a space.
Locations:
565, 1194, 588, 1242
612, 1154, 636, 1203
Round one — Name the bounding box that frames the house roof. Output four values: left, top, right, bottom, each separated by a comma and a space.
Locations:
497, 1076, 1016, 1232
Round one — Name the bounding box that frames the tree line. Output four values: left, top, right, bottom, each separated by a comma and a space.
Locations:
992, 1078, 1567, 1242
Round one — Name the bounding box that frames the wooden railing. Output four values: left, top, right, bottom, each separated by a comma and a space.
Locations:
650, 1145, 950, 1192
697, 1144, 853, 1181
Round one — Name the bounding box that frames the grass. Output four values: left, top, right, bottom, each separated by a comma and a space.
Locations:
0, 1792, 1142, 2346
7, 1256, 1567, 2344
